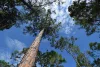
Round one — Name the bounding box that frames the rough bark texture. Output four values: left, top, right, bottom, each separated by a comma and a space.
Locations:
18, 29, 44, 67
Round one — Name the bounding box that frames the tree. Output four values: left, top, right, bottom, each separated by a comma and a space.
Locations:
16, 0, 62, 67
0, 60, 11, 67
76, 53, 92, 67
18, 17, 61, 67
0, 0, 63, 30
11, 49, 66, 67
37, 50, 66, 67
0, 0, 21, 30
68, 0, 100, 66
51, 36, 92, 67
0, 0, 63, 67
87, 42, 100, 67
68, 0, 100, 35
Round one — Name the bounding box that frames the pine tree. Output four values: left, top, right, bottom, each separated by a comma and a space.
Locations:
17, 1, 61, 67
51, 36, 92, 67
68, 0, 100, 35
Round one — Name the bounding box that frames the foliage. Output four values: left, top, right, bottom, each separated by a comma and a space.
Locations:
0, 1, 64, 67
0, 0, 61, 43
23, 9, 61, 39
0, 0, 62, 31
37, 50, 66, 67
51, 36, 78, 51
0, 0, 22, 30
0, 60, 11, 67
68, 0, 100, 35
51, 36, 92, 67
68, 0, 100, 66
11, 49, 66, 67
87, 42, 100, 67
76, 53, 92, 67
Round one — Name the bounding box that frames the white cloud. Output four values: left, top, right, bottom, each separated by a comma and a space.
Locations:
0, 37, 26, 64
6, 37, 26, 51
50, 0, 75, 34
0, 37, 26, 63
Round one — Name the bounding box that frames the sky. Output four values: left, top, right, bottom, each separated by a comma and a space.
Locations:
0, 0, 100, 67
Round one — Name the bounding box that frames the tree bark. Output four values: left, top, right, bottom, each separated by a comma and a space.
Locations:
18, 29, 44, 67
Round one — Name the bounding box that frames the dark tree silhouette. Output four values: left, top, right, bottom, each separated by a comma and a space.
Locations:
0, 0, 21, 30
68, 0, 100, 35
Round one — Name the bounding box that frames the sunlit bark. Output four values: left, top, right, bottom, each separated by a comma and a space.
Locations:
18, 29, 44, 67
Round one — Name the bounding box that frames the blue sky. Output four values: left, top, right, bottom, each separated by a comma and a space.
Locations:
0, 0, 100, 67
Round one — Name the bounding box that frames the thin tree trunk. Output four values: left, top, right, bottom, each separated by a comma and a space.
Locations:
66, 49, 81, 67
18, 29, 44, 67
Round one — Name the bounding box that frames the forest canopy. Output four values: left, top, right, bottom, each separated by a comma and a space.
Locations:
0, 0, 100, 67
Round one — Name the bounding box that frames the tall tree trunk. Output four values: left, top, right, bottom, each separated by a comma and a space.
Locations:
18, 29, 44, 67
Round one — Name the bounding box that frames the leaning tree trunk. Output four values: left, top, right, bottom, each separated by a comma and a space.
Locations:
18, 29, 44, 67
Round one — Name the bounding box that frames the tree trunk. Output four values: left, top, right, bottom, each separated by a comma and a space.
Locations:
18, 29, 44, 67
